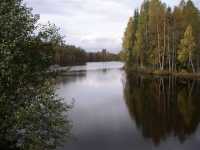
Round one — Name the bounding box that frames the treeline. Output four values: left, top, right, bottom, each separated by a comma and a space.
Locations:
54, 45, 87, 66
55, 47, 119, 66
122, 0, 200, 73
87, 49, 119, 62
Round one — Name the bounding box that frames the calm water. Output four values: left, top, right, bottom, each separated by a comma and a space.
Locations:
56, 62, 200, 150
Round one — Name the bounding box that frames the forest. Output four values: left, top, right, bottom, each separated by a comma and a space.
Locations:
55, 47, 119, 66
87, 49, 119, 62
122, 0, 200, 73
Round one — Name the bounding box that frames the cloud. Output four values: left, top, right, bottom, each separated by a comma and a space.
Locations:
25, 0, 188, 52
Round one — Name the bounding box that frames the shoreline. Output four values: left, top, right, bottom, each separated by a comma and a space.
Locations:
125, 67, 200, 79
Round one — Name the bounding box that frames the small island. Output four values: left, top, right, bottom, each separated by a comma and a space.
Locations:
121, 0, 200, 78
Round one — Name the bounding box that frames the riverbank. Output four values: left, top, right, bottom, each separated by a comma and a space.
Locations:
51, 61, 124, 76
126, 67, 200, 79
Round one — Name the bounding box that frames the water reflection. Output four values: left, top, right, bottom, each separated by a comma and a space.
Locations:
56, 62, 200, 150
56, 71, 87, 85
124, 72, 200, 145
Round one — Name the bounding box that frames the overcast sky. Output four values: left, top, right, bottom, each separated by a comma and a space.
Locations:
25, 0, 199, 53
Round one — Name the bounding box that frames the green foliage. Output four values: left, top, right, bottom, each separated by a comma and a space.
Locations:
118, 50, 128, 61
122, 10, 139, 65
54, 46, 119, 66
0, 0, 72, 149
54, 45, 87, 66
134, 1, 149, 67
37, 22, 65, 46
123, 17, 135, 51
87, 49, 119, 62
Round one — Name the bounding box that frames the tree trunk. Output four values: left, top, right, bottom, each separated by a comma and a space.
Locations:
168, 30, 171, 72
157, 24, 161, 70
190, 56, 195, 73
162, 18, 166, 71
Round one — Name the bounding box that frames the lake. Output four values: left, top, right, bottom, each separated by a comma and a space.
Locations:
56, 62, 200, 150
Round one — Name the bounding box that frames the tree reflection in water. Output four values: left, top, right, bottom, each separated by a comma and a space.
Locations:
124, 72, 200, 145
0, 79, 72, 150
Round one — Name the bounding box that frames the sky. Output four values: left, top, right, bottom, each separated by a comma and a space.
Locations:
24, 0, 200, 53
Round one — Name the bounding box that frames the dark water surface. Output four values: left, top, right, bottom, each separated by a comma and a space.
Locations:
56, 62, 200, 150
